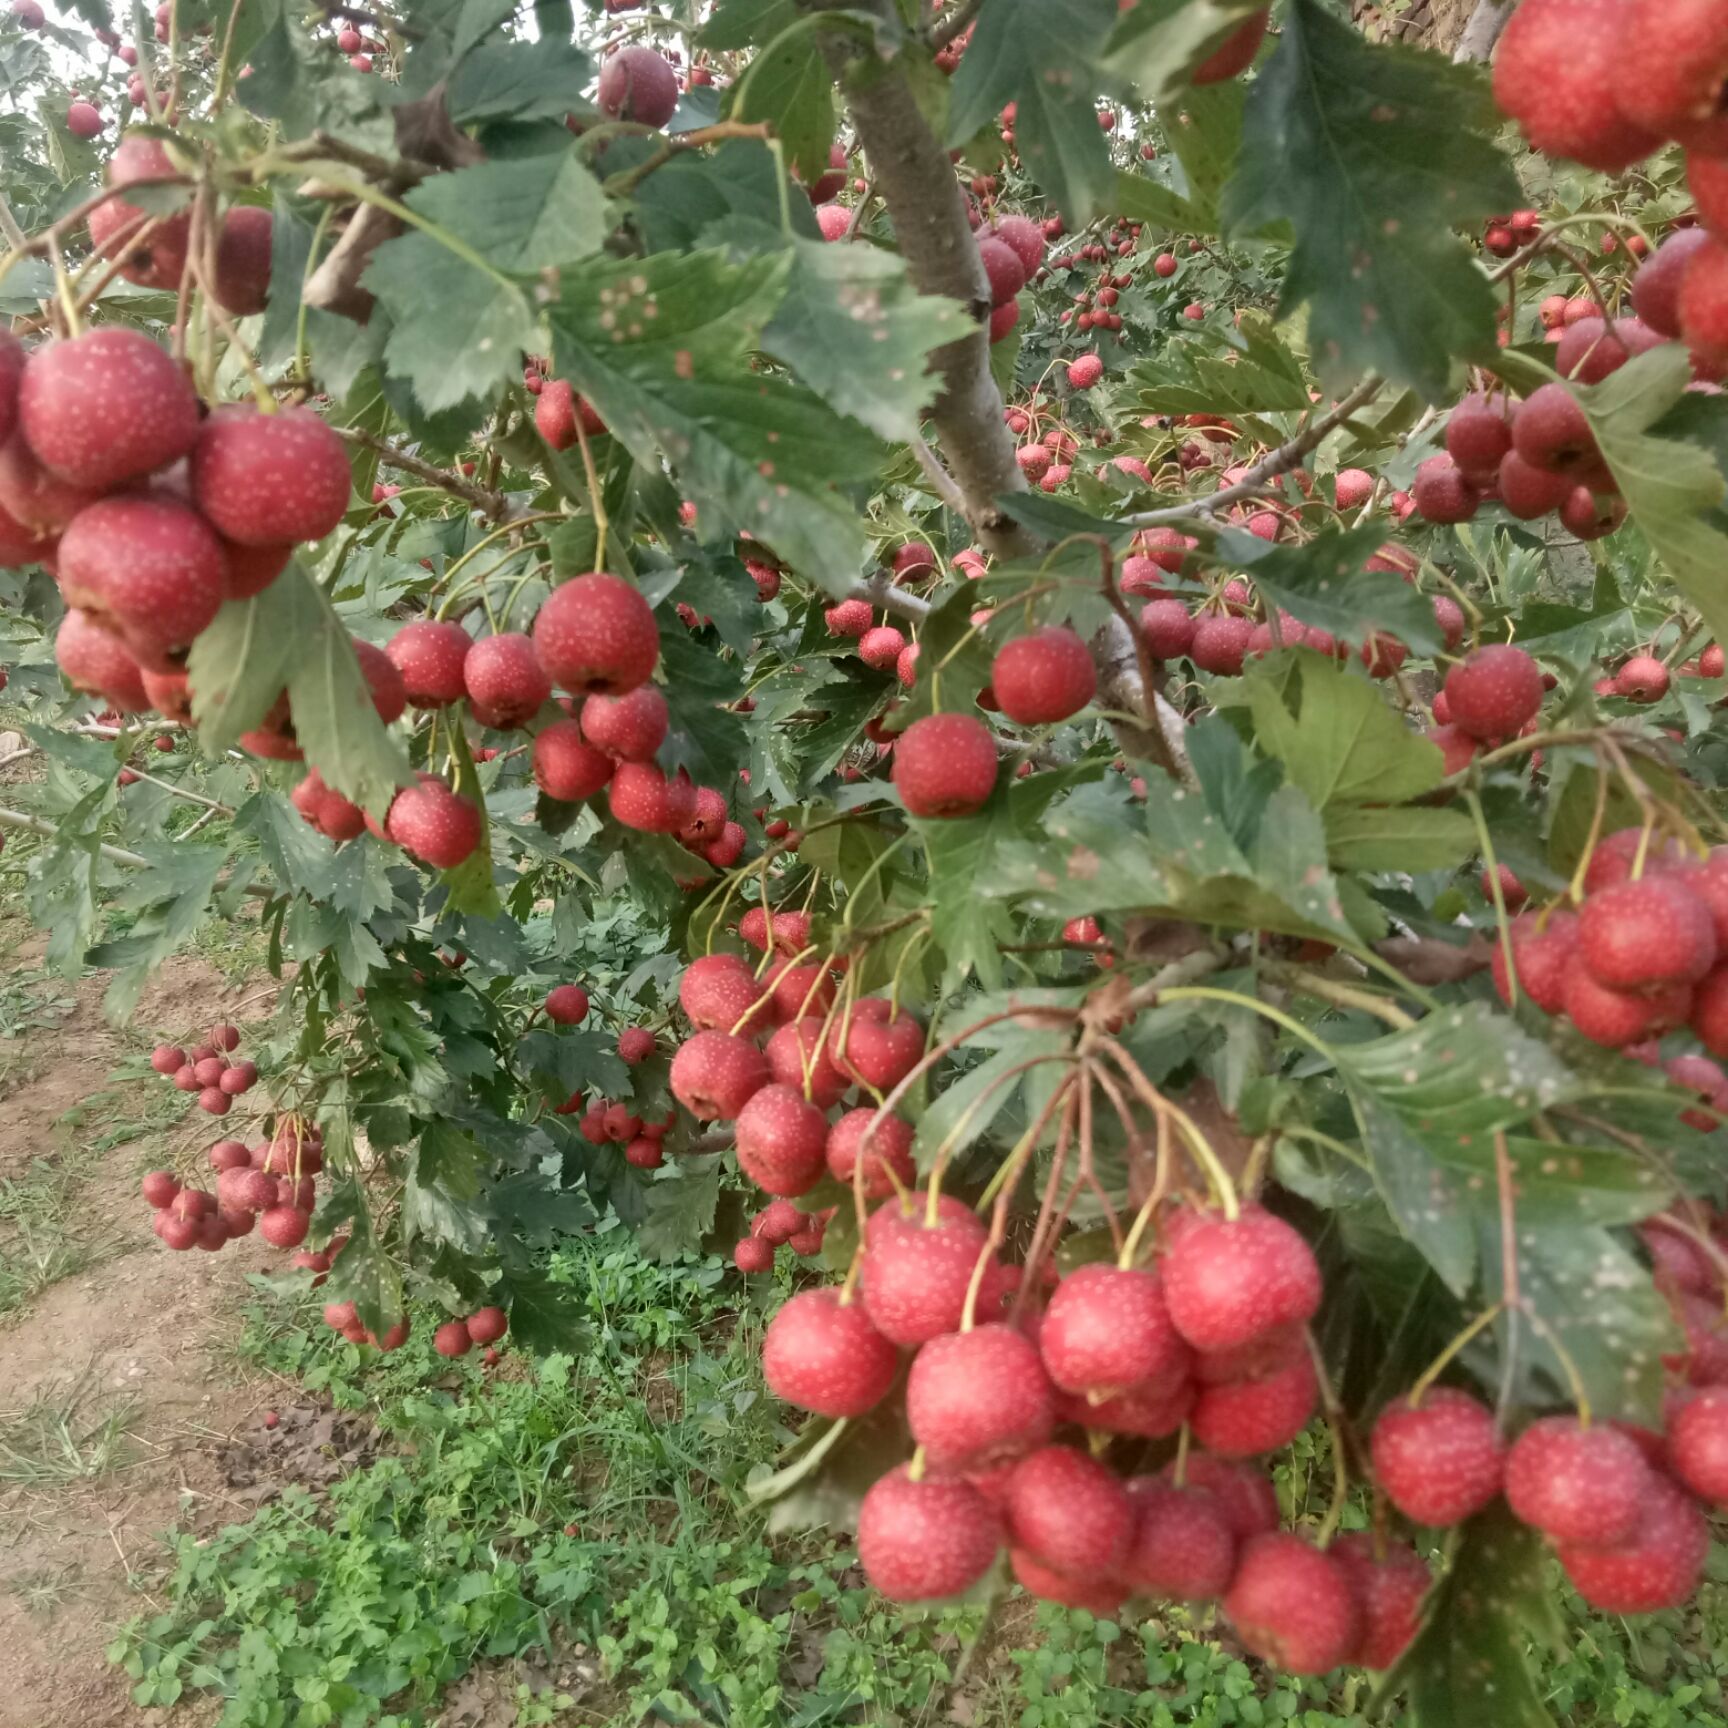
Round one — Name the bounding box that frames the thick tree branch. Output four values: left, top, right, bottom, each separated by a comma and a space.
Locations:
338, 427, 514, 521
1452, 0, 1515, 63
813, 2, 1034, 561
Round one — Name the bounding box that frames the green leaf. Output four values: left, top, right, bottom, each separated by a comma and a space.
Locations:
364, 232, 535, 414
762, 237, 973, 444
441, 723, 499, 916
520, 1028, 631, 1106
548, 250, 881, 595
1111, 168, 1200, 232
656, 622, 750, 789
633, 139, 817, 254
397, 150, 607, 275
700, 0, 798, 49
1220, 524, 1445, 657
1101, 0, 1266, 102
1321, 803, 1475, 872
637, 1160, 723, 1262
1575, 346, 1728, 656
497, 1271, 593, 1353
447, 39, 594, 124
946, 0, 1119, 225
187, 572, 313, 750
1128, 316, 1310, 420
1242, 653, 1446, 812
731, 23, 834, 184
279, 568, 416, 815
1221, 0, 1520, 400
1396, 1507, 1563, 1728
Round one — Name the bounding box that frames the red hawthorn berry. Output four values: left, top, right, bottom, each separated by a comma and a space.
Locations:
680, 953, 766, 1033
596, 45, 679, 127
385, 778, 483, 869
1633, 229, 1714, 338
1556, 1477, 1708, 1613
533, 573, 659, 696
1188, 1349, 1318, 1457
1442, 645, 1543, 742
191, 405, 354, 547
859, 1193, 993, 1346
1618, 0, 1728, 153
1444, 393, 1514, 480
1412, 454, 1479, 524
764, 1287, 899, 1417
1331, 1533, 1430, 1670
1578, 875, 1717, 991
1504, 1415, 1655, 1547
1163, 1207, 1322, 1355
1141, 598, 1196, 659
670, 1029, 770, 1121
434, 1318, 473, 1358
1511, 383, 1599, 476
989, 627, 1097, 725
733, 1082, 828, 1196
1224, 1535, 1362, 1675
1371, 1388, 1505, 1527
56, 610, 148, 710
533, 720, 615, 802
857, 1466, 1002, 1603
387, 619, 473, 707
907, 1323, 1056, 1469
1039, 1263, 1187, 1396
1189, 613, 1253, 674
1668, 1386, 1728, 1503
1491, 910, 1580, 1014
465, 632, 551, 729
609, 762, 697, 833
1121, 1478, 1236, 1601
1492, 0, 1663, 171
892, 713, 998, 818
467, 1306, 508, 1345
1009, 1547, 1127, 1613
19, 326, 200, 490
1003, 1443, 1132, 1578
580, 685, 669, 761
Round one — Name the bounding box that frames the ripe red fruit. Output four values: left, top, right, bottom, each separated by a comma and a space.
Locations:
58, 496, 226, 673
1412, 453, 1479, 524
1067, 353, 1104, 390
624, 1137, 663, 1169
1491, 911, 1580, 1013
1004, 1444, 1132, 1577
617, 1027, 655, 1065
1039, 1263, 1185, 1396
533, 378, 606, 449
1331, 1533, 1429, 1669
545, 984, 590, 1025
386, 619, 472, 707
859, 624, 907, 672
1614, 653, 1670, 703
532, 719, 614, 802
1667, 1386, 1728, 1502
213, 205, 273, 315
990, 627, 1096, 725
670, 1029, 770, 1120
465, 632, 550, 729
826, 1107, 915, 1197
141, 1170, 180, 1207
857, 1466, 1002, 1602
735, 1235, 775, 1272
151, 1043, 186, 1075
824, 598, 873, 638
19, 328, 199, 490
1009, 1546, 1126, 1612
1619, 0, 1728, 151
597, 45, 679, 127
89, 133, 190, 291
907, 1323, 1055, 1468
434, 1318, 473, 1358
1511, 382, 1598, 475
1163, 1208, 1321, 1355
1224, 1535, 1360, 1675
385, 778, 483, 869
1189, 1350, 1318, 1456
1579, 875, 1717, 992
1192, 5, 1268, 80
292, 768, 365, 841
892, 713, 997, 818
534, 573, 658, 696
191, 406, 353, 547
609, 761, 696, 832
680, 953, 765, 1033
1141, 597, 1196, 659
1557, 1477, 1708, 1613
1504, 1415, 1653, 1546
1442, 644, 1543, 742
580, 685, 668, 761
1492, 0, 1662, 170
1371, 1388, 1505, 1526
733, 1082, 828, 1196
976, 235, 1026, 307
1121, 1479, 1235, 1601
467, 1306, 508, 1346
1633, 229, 1714, 338
1679, 237, 1728, 363
1496, 449, 1573, 520
860, 1193, 992, 1346
1169, 1454, 1280, 1537
258, 1204, 310, 1248
764, 1288, 899, 1417
1189, 612, 1253, 674
836, 1000, 924, 1091
352, 639, 406, 724
1444, 393, 1514, 480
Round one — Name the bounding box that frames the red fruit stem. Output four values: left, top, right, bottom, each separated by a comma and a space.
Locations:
1308, 1331, 1352, 1547
923, 1050, 1075, 1228
960, 1070, 1077, 1330
1012, 1085, 1080, 1316
1074, 1059, 1124, 1254
1464, 788, 1521, 1007
1095, 1036, 1240, 1221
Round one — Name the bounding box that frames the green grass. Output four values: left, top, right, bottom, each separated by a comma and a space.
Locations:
107, 1226, 1728, 1728
0, 1376, 140, 1487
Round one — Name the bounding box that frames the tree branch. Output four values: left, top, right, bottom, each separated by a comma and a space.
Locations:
1452, 0, 1515, 63
338, 427, 514, 521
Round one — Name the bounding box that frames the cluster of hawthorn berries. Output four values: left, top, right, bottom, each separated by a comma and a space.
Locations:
1492, 0, 1728, 371
1494, 819, 1728, 1051
139, 1112, 326, 1256
148, 1021, 258, 1117
759, 1201, 1436, 1675
315, 1296, 509, 1362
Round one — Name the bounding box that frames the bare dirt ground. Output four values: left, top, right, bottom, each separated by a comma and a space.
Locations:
0, 936, 281, 1728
